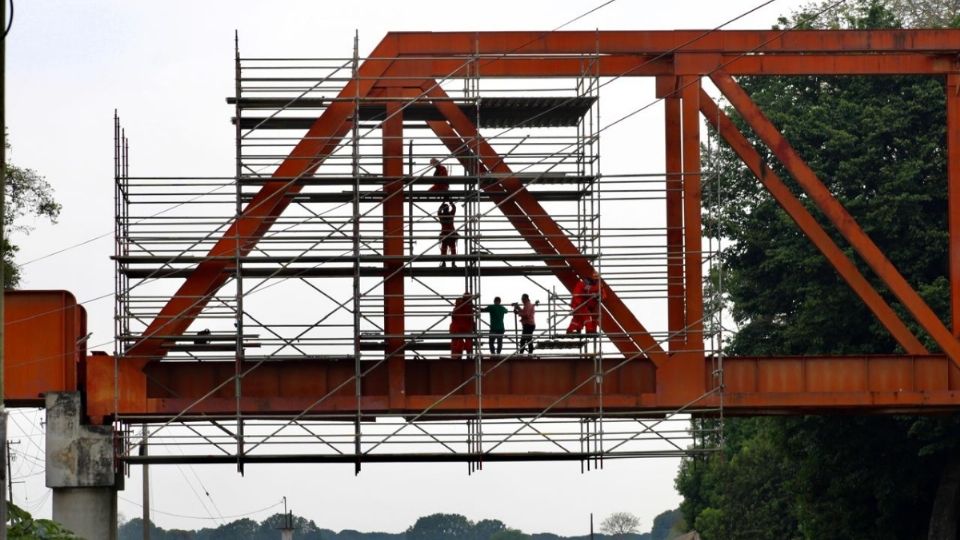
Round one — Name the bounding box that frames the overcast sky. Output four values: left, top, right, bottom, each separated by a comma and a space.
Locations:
5, 0, 811, 534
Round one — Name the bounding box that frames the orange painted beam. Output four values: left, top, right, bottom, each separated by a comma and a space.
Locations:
3, 291, 84, 406
380, 54, 960, 79
80, 354, 960, 420
383, 99, 406, 409
661, 78, 686, 353
86, 352, 147, 425
680, 76, 704, 348
386, 30, 960, 56
948, 74, 960, 337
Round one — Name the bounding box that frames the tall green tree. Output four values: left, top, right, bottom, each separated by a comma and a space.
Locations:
649, 508, 683, 540
3, 131, 60, 288
406, 513, 474, 540
677, 1, 960, 538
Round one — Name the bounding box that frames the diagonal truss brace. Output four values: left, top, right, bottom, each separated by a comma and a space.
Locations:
710, 72, 960, 363
420, 81, 666, 365
699, 91, 927, 354
128, 38, 400, 362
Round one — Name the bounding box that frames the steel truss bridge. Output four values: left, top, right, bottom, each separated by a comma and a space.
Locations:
6, 29, 960, 471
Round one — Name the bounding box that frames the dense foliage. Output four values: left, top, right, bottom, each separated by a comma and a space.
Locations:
2, 131, 61, 288
677, 1, 960, 539
8, 502, 78, 539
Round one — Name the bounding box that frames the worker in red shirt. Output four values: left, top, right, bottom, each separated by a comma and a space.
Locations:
428, 158, 450, 193
450, 292, 475, 359
438, 199, 459, 267
567, 271, 605, 334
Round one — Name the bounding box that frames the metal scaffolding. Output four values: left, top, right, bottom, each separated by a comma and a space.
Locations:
112, 36, 724, 470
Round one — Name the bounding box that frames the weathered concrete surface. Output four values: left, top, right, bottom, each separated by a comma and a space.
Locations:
52, 487, 118, 540
46, 392, 117, 539
46, 392, 114, 488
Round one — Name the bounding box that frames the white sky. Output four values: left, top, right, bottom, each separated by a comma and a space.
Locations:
5, 0, 810, 534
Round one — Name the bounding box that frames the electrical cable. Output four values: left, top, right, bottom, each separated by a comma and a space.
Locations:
174, 464, 219, 524
117, 495, 282, 521
2, 0, 13, 40
13, 0, 622, 271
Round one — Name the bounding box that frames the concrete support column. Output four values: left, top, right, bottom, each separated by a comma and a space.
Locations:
46, 392, 118, 540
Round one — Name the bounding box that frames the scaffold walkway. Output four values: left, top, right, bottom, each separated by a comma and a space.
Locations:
111, 35, 725, 471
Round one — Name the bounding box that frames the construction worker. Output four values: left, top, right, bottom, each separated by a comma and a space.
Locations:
567, 270, 605, 335
450, 292, 475, 360
428, 157, 450, 193
481, 296, 509, 355
513, 293, 538, 355
438, 199, 459, 267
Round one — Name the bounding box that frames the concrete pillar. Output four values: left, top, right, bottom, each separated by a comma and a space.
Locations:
46, 392, 118, 540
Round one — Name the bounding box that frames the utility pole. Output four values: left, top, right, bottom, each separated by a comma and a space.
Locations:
141, 425, 150, 540
4, 440, 10, 503
589, 513, 594, 540
279, 496, 294, 540
0, 0, 9, 533
4, 441, 20, 509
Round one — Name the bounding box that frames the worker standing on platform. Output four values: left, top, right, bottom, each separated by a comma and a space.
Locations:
567, 270, 605, 335
450, 292, 475, 360
514, 294, 538, 355
481, 297, 509, 355
428, 157, 450, 193
438, 199, 459, 267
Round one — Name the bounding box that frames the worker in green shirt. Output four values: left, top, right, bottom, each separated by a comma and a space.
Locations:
481, 297, 509, 355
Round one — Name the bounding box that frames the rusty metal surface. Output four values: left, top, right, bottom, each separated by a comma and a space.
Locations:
680, 76, 704, 350
4, 291, 84, 405
662, 83, 686, 355
383, 99, 406, 409
78, 353, 960, 419
386, 30, 960, 55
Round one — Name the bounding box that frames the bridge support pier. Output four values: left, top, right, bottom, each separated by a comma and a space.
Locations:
45, 392, 119, 540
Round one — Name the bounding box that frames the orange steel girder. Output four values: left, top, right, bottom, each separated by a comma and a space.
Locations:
107, 30, 960, 421
84, 352, 960, 420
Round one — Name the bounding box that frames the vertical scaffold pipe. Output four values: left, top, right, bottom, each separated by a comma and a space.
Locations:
351, 30, 363, 475
233, 29, 246, 476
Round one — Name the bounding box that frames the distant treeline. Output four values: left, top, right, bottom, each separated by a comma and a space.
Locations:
119, 508, 683, 540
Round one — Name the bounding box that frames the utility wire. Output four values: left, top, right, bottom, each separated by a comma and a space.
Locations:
14, 0, 623, 271
118, 495, 282, 521
2, 0, 12, 40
